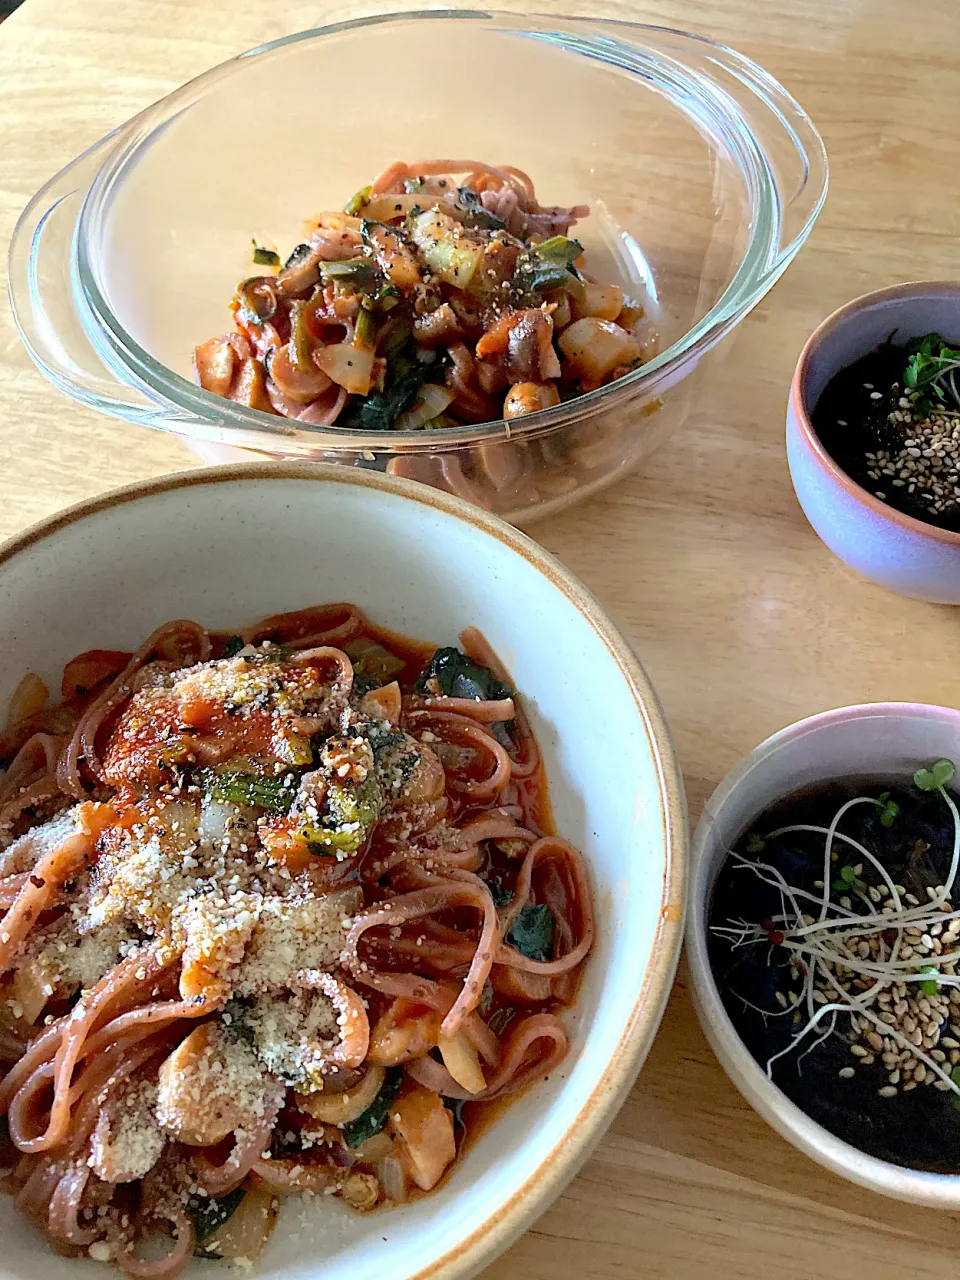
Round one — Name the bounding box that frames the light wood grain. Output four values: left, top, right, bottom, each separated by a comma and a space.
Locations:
1, 1, 960, 1276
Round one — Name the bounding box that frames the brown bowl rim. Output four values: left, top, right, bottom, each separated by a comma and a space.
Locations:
0, 460, 688, 1279
790, 278, 960, 550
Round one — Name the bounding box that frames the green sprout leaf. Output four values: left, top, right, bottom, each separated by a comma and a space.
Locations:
876, 791, 900, 828
914, 759, 956, 792
745, 833, 766, 855
919, 966, 939, 998
903, 334, 960, 413
832, 863, 867, 894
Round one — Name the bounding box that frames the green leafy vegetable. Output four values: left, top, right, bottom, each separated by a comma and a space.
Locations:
487, 1006, 516, 1037
342, 1067, 403, 1147
535, 236, 584, 265
876, 791, 900, 828
414, 647, 511, 703
210, 770, 298, 813
251, 241, 281, 267
505, 903, 556, 962
415, 647, 514, 747
514, 236, 585, 299
487, 875, 514, 908
361, 720, 407, 757
187, 1187, 246, 1249
454, 186, 506, 231
914, 759, 956, 792
221, 635, 245, 659
903, 333, 960, 412
344, 334, 427, 432
344, 184, 372, 216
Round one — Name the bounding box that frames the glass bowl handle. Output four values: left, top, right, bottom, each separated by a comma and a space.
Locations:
691, 37, 829, 264
7, 134, 176, 426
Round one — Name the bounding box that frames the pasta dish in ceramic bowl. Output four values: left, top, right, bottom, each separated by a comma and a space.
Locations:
0, 463, 685, 1278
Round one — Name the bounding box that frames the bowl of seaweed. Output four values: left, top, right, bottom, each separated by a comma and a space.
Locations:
687, 702, 960, 1205
787, 281, 960, 603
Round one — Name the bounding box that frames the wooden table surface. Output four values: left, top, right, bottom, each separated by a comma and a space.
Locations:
2, 0, 960, 1275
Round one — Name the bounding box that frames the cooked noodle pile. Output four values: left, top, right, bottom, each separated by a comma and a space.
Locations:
194, 159, 649, 431
0, 605, 593, 1274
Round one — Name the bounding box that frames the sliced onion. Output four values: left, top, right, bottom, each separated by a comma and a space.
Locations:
201, 1186, 277, 1261
5, 675, 48, 731
361, 194, 429, 222
378, 1154, 409, 1203
394, 384, 455, 431
438, 1031, 486, 1094
296, 1065, 385, 1124
314, 343, 375, 395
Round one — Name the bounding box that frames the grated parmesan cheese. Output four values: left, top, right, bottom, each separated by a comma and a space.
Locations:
89, 1077, 165, 1183
235, 888, 362, 995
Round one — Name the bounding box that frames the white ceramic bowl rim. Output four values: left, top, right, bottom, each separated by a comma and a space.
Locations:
0, 461, 688, 1277
687, 702, 960, 1206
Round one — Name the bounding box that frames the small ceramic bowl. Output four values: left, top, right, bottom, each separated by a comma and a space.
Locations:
787, 281, 960, 604
687, 702, 960, 1207
0, 462, 686, 1280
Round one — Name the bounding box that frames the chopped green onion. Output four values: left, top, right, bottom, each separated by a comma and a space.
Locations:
320, 258, 375, 283
251, 242, 281, 267
288, 300, 313, 373
327, 774, 382, 828
344, 185, 372, 216
284, 242, 314, 269
209, 770, 297, 814
354, 306, 378, 352
236, 279, 277, 327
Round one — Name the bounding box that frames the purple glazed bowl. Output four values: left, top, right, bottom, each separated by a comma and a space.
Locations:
787, 281, 960, 604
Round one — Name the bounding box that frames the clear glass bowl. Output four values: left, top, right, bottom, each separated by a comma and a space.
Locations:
8, 11, 827, 525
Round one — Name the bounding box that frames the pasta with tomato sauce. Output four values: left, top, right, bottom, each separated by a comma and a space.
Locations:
0, 604, 593, 1273
194, 159, 652, 432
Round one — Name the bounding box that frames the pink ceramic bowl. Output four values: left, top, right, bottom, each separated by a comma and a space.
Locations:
688, 701, 960, 1205
787, 281, 960, 604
